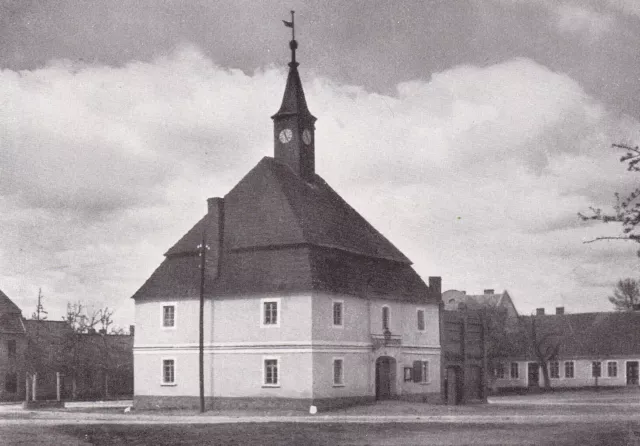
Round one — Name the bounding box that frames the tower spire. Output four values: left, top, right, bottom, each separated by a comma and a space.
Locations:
272, 13, 317, 180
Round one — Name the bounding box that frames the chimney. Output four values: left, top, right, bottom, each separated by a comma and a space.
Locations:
556, 307, 565, 315
129, 325, 135, 336
207, 197, 223, 214
429, 276, 442, 298
536, 308, 545, 316
484, 289, 495, 295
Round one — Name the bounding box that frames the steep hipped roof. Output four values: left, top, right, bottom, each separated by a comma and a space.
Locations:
512, 312, 640, 359
132, 157, 434, 303
0, 289, 22, 314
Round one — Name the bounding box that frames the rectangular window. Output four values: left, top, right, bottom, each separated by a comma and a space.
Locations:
333, 359, 344, 386
261, 299, 280, 327
421, 361, 429, 383
264, 359, 279, 386
592, 361, 602, 378
382, 306, 390, 330
417, 309, 425, 331
7, 340, 16, 359
495, 363, 505, 379
549, 361, 560, 379
510, 362, 519, 379
333, 301, 343, 326
564, 361, 574, 378
607, 361, 618, 378
4, 372, 17, 393
162, 305, 175, 328
162, 359, 175, 384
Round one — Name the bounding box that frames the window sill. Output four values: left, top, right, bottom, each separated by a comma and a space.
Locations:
262, 384, 281, 388
160, 383, 177, 387
419, 381, 431, 385
332, 384, 345, 387
260, 325, 281, 328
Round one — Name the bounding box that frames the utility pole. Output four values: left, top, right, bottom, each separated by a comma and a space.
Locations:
197, 233, 209, 413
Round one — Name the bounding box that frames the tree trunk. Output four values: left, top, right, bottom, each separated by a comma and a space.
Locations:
72, 375, 77, 400
104, 372, 109, 399
540, 361, 551, 389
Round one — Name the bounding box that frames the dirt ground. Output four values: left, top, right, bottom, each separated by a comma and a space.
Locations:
2, 421, 640, 446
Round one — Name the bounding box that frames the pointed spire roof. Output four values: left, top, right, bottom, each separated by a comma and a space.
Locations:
271, 12, 316, 122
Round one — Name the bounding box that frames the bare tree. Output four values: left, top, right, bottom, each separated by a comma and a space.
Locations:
31, 288, 48, 321
609, 278, 640, 311
579, 143, 640, 247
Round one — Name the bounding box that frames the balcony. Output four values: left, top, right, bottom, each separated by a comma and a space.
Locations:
371, 330, 402, 349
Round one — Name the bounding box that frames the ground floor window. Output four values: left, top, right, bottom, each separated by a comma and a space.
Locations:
510, 362, 519, 379
494, 363, 505, 379
592, 361, 602, 378
549, 361, 560, 379
607, 361, 618, 377
4, 372, 17, 393
564, 361, 574, 378
333, 359, 344, 386
412, 360, 429, 383
421, 361, 429, 383
264, 358, 279, 386
162, 359, 175, 385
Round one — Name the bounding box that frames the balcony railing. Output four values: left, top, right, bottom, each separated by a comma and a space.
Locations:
371, 331, 402, 349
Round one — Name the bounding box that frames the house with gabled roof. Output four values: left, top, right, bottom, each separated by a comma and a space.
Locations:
443, 289, 519, 319
0, 289, 26, 400
493, 310, 640, 390
132, 27, 443, 411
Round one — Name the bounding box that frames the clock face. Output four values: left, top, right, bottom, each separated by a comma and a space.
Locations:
302, 129, 312, 145
279, 128, 293, 144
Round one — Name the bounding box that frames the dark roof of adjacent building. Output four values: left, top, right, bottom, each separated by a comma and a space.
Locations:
0, 289, 22, 314
133, 157, 436, 303
443, 289, 519, 317
0, 289, 25, 334
512, 312, 640, 359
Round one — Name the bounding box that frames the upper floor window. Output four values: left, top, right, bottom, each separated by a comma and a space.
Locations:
333, 359, 344, 386
592, 361, 602, 378
332, 301, 343, 327
261, 299, 280, 327
564, 361, 575, 378
162, 305, 175, 328
7, 340, 16, 359
162, 359, 175, 385
607, 361, 618, 377
382, 306, 390, 331
549, 361, 560, 379
417, 309, 425, 331
510, 362, 519, 379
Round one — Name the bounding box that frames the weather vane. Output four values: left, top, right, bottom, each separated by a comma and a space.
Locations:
283, 10, 297, 65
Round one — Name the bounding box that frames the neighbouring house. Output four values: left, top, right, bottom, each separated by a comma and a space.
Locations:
0, 289, 133, 401
493, 309, 640, 390
443, 289, 519, 318
440, 310, 487, 405
0, 290, 27, 401
131, 33, 443, 411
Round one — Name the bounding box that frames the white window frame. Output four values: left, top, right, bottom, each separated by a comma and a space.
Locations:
332, 299, 344, 328
161, 357, 176, 386
382, 305, 391, 331
416, 308, 426, 332
564, 361, 575, 379
420, 360, 430, 384
332, 357, 345, 387
510, 362, 519, 379
607, 361, 618, 378
262, 356, 280, 387
161, 303, 177, 330
260, 298, 281, 328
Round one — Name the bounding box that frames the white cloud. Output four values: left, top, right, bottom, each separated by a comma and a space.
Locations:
0, 47, 638, 325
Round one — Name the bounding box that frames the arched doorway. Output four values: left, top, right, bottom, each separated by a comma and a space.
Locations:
375, 356, 397, 400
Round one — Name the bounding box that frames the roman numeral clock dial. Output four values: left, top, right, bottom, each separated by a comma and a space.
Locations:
279, 128, 293, 143
302, 129, 312, 145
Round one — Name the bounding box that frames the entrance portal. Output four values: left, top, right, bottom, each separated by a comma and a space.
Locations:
527, 363, 539, 387
375, 356, 396, 400
627, 361, 639, 385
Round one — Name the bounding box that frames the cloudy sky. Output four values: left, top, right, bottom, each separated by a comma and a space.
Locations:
1, 0, 640, 328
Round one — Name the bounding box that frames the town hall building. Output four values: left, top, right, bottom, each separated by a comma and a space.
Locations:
132, 24, 443, 411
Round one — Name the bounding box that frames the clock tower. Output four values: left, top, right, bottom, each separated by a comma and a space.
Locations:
271, 13, 317, 180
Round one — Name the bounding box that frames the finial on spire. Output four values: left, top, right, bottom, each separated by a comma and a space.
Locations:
282, 11, 297, 66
